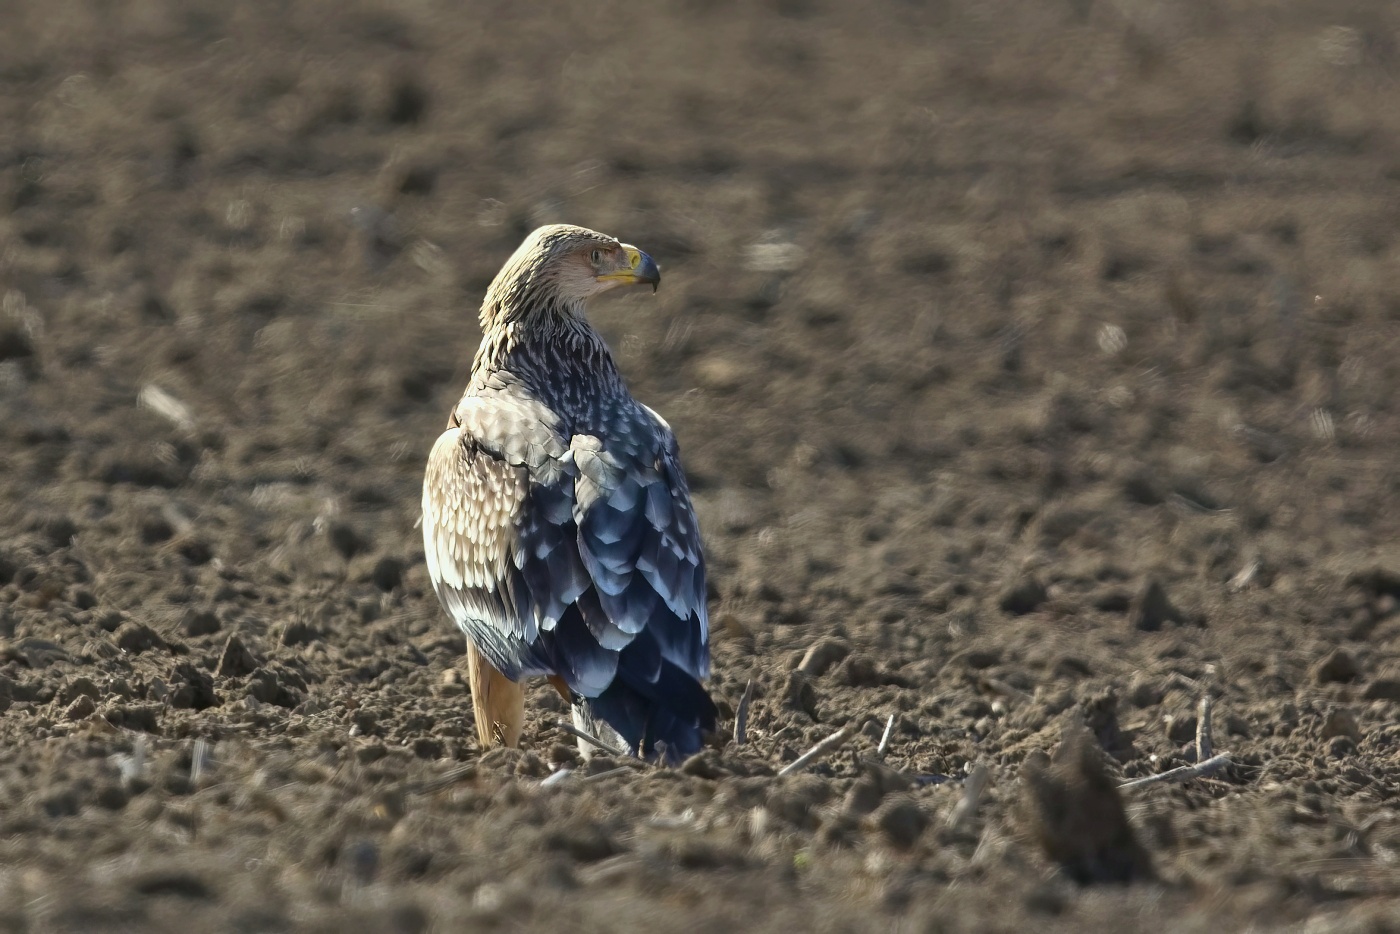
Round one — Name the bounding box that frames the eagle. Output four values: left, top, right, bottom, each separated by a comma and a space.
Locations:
422, 224, 717, 764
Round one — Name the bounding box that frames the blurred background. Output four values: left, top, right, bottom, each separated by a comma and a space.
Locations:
3, 1, 1400, 931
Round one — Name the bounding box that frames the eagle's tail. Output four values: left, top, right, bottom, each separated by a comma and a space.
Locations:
575, 656, 717, 765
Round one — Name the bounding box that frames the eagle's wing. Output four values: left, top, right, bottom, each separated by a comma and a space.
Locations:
422, 392, 709, 698
568, 406, 709, 680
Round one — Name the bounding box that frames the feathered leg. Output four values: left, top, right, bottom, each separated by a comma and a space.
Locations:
466, 643, 524, 749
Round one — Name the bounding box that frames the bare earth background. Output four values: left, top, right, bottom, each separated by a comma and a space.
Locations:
3, 1, 1400, 931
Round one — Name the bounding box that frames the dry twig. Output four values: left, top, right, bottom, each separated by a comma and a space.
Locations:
555, 720, 627, 758
584, 766, 634, 783
777, 723, 857, 778
407, 764, 478, 796
1196, 694, 1213, 761
190, 739, 210, 786
876, 713, 896, 758
947, 763, 990, 830
734, 679, 755, 746
1119, 754, 1231, 790
540, 768, 574, 788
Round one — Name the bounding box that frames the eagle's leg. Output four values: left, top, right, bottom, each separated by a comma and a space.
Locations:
466, 642, 524, 749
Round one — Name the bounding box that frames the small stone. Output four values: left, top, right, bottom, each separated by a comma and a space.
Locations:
1129, 578, 1182, 632
999, 575, 1048, 615
1314, 649, 1361, 685
870, 795, 929, 849
797, 638, 850, 677
1361, 678, 1400, 701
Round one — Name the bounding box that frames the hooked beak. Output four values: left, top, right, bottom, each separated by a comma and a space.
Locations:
598, 244, 661, 293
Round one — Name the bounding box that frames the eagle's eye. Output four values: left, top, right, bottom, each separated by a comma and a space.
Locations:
590, 249, 603, 266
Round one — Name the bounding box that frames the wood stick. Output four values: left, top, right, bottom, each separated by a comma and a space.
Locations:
1119, 754, 1231, 789
734, 679, 755, 746
554, 720, 627, 758
584, 766, 635, 783
540, 768, 574, 787
1196, 694, 1214, 762
947, 763, 989, 830
190, 739, 210, 786
777, 723, 856, 778
408, 764, 478, 795
876, 713, 896, 758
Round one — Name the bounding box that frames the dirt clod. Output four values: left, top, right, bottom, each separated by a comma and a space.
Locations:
1315, 649, 1361, 685
214, 636, 258, 679
1019, 724, 1154, 884
114, 622, 167, 654
1129, 579, 1182, 632
1361, 678, 1400, 702
870, 795, 930, 849
797, 638, 850, 677
999, 575, 1048, 616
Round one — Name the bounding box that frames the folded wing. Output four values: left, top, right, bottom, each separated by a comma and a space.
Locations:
422, 392, 709, 702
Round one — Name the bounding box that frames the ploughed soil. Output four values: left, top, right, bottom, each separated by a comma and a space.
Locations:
3, 1, 1400, 931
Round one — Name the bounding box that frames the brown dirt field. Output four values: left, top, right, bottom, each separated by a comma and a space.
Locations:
3, 1, 1400, 931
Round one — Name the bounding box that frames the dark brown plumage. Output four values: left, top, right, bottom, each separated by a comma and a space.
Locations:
422, 225, 715, 762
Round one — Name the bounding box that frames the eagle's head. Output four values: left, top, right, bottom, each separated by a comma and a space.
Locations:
483, 225, 661, 328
